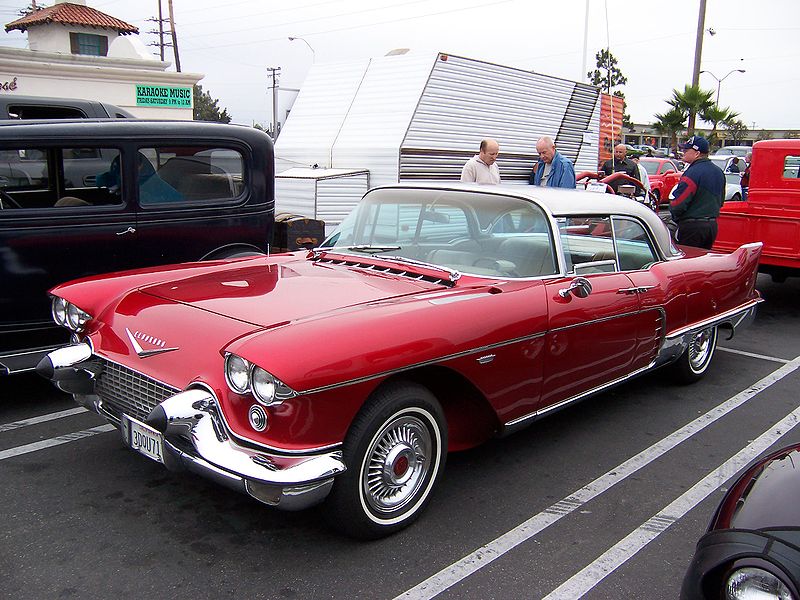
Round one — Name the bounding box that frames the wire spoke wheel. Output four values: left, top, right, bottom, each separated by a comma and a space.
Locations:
688, 327, 715, 373
363, 415, 431, 514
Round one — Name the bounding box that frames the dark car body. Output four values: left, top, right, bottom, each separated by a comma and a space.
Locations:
682, 443, 800, 599
0, 119, 275, 375
0, 94, 133, 120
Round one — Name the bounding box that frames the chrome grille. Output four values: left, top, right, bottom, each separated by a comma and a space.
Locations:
95, 359, 179, 422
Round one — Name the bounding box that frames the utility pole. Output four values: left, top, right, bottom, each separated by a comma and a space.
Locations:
167, 0, 181, 72
267, 67, 281, 139
689, 0, 708, 132
146, 0, 167, 61
157, 0, 164, 61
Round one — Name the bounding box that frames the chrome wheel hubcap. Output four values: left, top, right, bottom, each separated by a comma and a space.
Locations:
363, 415, 431, 514
688, 327, 715, 372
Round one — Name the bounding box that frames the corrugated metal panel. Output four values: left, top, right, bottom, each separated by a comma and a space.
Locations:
400, 54, 600, 181
316, 174, 370, 231
332, 52, 436, 188
274, 59, 371, 169
274, 177, 316, 217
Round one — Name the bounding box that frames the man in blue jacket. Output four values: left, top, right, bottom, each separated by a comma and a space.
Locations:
529, 136, 576, 188
669, 135, 725, 249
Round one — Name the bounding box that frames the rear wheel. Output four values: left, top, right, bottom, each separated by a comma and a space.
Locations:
671, 325, 718, 384
325, 381, 447, 539
731, 193, 742, 202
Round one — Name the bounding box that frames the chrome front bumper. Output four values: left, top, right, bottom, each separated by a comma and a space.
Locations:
37, 344, 346, 511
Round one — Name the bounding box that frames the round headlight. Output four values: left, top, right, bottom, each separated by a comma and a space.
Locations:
66, 303, 90, 330
726, 567, 792, 600
251, 366, 277, 405
225, 354, 251, 394
52, 297, 68, 326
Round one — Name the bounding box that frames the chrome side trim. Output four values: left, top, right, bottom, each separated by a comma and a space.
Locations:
300, 330, 548, 395
502, 360, 657, 434
665, 299, 763, 341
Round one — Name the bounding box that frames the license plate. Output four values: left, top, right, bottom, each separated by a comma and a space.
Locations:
587, 182, 607, 193
125, 416, 164, 464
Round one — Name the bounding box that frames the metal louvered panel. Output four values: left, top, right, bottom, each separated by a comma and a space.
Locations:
95, 359, 179, 423
401, 54, 601, 181
316, 174, 369, 231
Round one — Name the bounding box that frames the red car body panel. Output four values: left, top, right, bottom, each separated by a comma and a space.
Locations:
714, 139, 800, 273
640, 157, 682, 201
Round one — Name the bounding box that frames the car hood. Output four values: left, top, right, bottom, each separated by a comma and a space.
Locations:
138, 255, 440, 329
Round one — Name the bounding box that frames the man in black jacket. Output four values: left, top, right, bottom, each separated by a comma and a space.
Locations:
669, 136, 726, 249
601, 143, 639, 180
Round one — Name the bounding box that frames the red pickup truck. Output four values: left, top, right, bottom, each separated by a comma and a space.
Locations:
713, 139, 800, 282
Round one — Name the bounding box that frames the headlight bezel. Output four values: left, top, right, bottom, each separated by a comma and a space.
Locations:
224, 353, 252, 395
725, 565, 794, 600
51, 296, 92, 332
224, 352, 296, 405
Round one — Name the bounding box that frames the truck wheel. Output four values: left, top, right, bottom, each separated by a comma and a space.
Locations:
671, 325, 718, 384
325, 381, 447, 539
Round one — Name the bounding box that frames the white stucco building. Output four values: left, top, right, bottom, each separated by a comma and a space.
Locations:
1, 0, 201, 119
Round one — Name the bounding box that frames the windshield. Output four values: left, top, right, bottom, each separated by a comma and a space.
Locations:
640, 160, 661, 175
322, 188, 558, 278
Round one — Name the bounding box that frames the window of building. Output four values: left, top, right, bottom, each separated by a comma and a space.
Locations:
69, 32, 109, 57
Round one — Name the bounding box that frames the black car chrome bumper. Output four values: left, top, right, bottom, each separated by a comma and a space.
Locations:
37, 344, 346, 511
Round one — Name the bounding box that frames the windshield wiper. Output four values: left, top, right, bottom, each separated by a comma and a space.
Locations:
344, 244, 402, 254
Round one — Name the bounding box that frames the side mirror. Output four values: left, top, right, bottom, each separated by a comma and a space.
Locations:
558, 276, 593, 299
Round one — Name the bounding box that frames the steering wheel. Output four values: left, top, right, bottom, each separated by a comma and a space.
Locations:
0, 190, 21, 210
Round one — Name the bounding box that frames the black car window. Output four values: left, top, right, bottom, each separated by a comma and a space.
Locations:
0, 146, 122, 209
137, 146, 245, 206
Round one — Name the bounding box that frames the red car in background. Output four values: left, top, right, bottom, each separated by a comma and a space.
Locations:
639, 157, 682, 204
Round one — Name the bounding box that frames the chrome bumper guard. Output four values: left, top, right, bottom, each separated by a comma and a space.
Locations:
37, 344, 346, 511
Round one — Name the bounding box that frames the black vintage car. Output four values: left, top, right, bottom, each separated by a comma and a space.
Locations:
682, 443, 800, 599
0, 94, 134, 120
0, 119, 275, 375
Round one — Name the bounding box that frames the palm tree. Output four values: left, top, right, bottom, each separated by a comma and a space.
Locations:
668, 85, 715, 135
653, 107, 688, 156
701, 105, 740, 149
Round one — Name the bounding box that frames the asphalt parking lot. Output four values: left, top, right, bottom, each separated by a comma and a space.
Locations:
2, 273, 800, 600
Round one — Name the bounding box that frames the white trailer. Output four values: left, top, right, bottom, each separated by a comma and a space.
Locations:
275, 51, 602, 229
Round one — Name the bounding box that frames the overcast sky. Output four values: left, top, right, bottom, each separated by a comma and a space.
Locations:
1, 0, 797, 131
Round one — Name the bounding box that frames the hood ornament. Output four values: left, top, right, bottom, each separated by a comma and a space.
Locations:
126, 328, 179, 358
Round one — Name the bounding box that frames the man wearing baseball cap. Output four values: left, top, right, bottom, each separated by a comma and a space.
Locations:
669, 135, 726, 249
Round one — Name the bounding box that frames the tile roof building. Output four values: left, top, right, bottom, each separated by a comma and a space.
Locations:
0, 0, 201, 119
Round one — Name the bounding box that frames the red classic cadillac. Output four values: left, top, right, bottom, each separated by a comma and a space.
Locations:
38, 183, 763, 538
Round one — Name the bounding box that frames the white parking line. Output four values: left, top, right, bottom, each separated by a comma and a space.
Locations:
0, 407, 88, 432
543, 404, 800, 599
718, 346, 791, 363
394, 355, 800, 600
0, 424, 115, 461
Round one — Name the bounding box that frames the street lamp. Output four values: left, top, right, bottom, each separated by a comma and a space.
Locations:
700, 69, 746, 105
288, 36, 315, 62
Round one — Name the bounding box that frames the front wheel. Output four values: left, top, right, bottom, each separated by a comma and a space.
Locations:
325, 381, 447, 539
671, 326, 718, 384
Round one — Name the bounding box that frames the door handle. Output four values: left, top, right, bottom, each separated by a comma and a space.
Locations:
116, 226, 136, 236
617, 285, 655, 295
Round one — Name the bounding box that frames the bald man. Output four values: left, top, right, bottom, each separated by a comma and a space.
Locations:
601, 144, 639, 181
461, 139, 501, 184
529, 136, 576, 188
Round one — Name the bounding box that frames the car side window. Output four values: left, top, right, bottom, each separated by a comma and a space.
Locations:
613, 217, 659, 271
137, 146, 245, 206
783, 155, 800, 179
0, 146, 122, 210
559, 216, 617, 274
